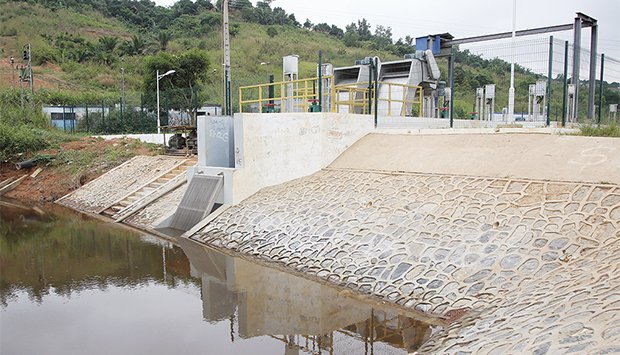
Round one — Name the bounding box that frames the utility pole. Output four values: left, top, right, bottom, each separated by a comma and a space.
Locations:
19, 66, 24, 109
22, 44, 33, 94
222, 0, 231, 115
10, 56, 15, 89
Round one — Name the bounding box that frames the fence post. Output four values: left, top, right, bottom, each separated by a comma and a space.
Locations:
599, 53, 604, 125
546, 36, 553, 127
448, 49, 455, 128
368, 60, 373, 115
102, 100, 105, 133
374, 57, 378, 127
85, 105, 89, 133
62, 105, 66, 132
561, 41, 569, 127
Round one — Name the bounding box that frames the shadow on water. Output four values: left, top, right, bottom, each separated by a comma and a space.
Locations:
1, 201, 436, 354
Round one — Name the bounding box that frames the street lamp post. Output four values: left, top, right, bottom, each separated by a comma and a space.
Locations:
156, 69, 176, 134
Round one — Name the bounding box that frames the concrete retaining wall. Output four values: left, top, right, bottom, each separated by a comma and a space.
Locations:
191, 112, 374, 205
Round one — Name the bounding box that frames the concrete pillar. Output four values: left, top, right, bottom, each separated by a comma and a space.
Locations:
587, 24, 598, 120
572, 16, 581, 122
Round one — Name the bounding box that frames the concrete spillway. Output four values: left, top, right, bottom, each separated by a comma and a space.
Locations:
187, 132, 620, 354
169, 174, 223, 231
55, 120, 620, 353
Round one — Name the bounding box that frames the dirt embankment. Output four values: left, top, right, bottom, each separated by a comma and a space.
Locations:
0, 136, 158, 204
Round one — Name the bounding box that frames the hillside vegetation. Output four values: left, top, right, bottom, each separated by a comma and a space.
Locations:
0, 0, 618, 119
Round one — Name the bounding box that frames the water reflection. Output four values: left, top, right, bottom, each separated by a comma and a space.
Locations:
0, 202, 192, 307
179, 237, 434, 354
1, 202, 434, 354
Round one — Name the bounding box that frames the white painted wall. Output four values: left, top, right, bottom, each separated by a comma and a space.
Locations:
96, 134, 166, 145
190, 112, 374, 205
378, 116, 548, 129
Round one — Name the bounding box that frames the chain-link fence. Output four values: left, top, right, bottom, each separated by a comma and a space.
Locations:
453, 35, 619, 125
41, 88, 219, 134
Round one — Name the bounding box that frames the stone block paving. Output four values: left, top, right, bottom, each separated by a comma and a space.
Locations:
57, 156, 183, 213
190, 169, 620, 354
124, 182, 187, 230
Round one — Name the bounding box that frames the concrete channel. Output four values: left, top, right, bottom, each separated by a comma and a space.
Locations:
58, 114, 620, 353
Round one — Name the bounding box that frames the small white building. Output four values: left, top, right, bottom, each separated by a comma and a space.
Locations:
42, 105, 112, 131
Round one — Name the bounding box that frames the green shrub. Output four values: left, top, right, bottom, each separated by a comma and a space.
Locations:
578, 122, 620, 137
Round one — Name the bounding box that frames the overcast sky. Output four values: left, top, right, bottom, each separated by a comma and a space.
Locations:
153, 0, 620, 59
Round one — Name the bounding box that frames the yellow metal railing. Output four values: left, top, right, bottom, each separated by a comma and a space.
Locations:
332, 83, 370, 114
377, 81, 423, 117
239, 77, 423, 117
239, 76, 329, 113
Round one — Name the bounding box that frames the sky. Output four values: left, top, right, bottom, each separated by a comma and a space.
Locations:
152, 0, 620, 59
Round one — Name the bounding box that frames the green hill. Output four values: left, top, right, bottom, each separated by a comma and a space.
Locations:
0, 0, 617, 119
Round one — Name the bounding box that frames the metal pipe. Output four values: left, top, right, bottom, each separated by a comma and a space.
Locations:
318, 50, 323, 112
368, 60, 373, 115
374, 58, 378, 127
447, 23, 577, 46
546, 36, 553, 126
599, 53, 604, 125
448, 51, 455, 127
222, 0, 231, 115
156, 69, 160, 133
588, 24, 598, 120
16, 159, 36, 170
572, 16, 582, 122
562, 41, 569, 127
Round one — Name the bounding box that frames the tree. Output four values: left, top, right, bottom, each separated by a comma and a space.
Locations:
120, 35, 147, 56
373, 25, 393, 49
98, 36, 118, 53
313, 23, 331, 34
329, 25, 344, 39
157, 32, 172, 51
343, 23, 360, 47
356, 19, 372, 40
143, 50, 211, 123
266, 26, 278, 38
303, 18, 313, 30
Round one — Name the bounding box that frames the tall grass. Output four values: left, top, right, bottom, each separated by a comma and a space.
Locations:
0, 90, 75, 161
578, 122, 620, 137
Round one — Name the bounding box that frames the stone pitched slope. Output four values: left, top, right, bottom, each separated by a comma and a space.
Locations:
190, 165, 619, 353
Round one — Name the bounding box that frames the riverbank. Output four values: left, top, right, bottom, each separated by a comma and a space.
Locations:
0, 136, 161, 203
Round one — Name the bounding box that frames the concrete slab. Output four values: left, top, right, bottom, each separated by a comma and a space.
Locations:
330, 133, 620, 185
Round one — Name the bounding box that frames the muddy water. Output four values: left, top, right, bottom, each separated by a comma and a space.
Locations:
0, 202, 434, 355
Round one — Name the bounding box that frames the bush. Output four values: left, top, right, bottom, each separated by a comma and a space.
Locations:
266, 27, 278, 38
578, 122, 620, 137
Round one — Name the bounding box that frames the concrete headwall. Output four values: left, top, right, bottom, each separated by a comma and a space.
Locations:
192, 112, 374, 205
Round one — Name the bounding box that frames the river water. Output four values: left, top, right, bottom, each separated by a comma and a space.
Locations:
0, 201, 434, 355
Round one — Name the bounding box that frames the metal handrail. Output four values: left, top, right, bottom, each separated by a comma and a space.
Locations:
239, 77, 423, 117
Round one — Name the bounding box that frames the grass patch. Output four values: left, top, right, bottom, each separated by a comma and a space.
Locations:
577, 122, 620, 137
